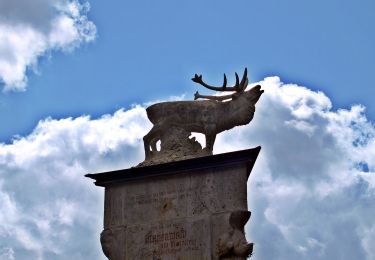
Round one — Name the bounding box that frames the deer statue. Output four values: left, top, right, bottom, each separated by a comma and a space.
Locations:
143, 68, 263, 162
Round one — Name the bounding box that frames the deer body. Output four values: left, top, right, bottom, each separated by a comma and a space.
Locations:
143, 82, 263, 159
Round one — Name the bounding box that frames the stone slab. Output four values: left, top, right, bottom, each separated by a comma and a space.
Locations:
103, 163, 248, 227
86, 147, 261, 260
85, 147, 261, 186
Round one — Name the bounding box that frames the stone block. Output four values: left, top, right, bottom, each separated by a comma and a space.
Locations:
86, 147, 260, 260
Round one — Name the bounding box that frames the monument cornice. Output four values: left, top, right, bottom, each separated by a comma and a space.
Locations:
86, 146, 261, 187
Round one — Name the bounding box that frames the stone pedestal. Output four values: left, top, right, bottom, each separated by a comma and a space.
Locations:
86, 147, 261, 260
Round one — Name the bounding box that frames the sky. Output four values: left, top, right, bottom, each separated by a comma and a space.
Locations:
0, 0, 374, 259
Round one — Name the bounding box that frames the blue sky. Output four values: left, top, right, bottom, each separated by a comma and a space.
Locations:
1, 0, 375, 141
0, 1, 375, 259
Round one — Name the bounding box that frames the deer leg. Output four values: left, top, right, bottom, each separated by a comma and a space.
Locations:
143, 124, 166, 159
150, 138, 158, 152
143, 126, 159, 159
205, 133, 216, 154
143, 134, 152, 160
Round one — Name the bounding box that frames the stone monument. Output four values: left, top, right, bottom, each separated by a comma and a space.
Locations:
86, 68, 263, 260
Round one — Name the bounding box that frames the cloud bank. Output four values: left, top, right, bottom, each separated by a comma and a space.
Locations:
0, 0, 96, 91
218, 78, 375, 260
0, 77, 374, 259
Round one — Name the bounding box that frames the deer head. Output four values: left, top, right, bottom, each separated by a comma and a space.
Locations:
192, 68, 249, 101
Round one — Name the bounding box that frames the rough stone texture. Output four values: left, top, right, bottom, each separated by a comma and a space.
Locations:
142, 69, 263, 165
86, 147, 260, 260
138, 127, 210, 167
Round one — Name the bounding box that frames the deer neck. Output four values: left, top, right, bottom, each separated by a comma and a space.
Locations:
217, 98, 251, 132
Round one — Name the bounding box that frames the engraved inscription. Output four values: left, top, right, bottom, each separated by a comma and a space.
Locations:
142, 226, 198, 257
129, 187, 194, 207
126, 217, 210, 260
145, 227, 187, 244
120, 171, 247, 225
104, 167, 248, 228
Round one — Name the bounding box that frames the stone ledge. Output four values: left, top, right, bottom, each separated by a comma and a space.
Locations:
85, 146, 261, 187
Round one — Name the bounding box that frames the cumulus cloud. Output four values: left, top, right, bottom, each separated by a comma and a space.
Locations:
214, 77, 375, 260
0, 0, 96, 91
0, 106, 150, 259
0, 78, 374, 259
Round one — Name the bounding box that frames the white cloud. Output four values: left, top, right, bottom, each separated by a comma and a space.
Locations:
0, 0, 96, 91
0, 78, 374, 259
0, 106, 150, 259
0, 247, 15, 260
215, 77, 375, 260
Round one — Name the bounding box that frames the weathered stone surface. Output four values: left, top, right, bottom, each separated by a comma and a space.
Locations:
138, 127, 209, 167
86, 147, 260, 260
126, 216, 211, 260
142, 68, 263, 165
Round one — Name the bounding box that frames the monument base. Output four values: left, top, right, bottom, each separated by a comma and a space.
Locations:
86, 147, 261, 260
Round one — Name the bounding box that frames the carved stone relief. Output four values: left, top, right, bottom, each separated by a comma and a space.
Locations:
217, 211, 253, 259
100, 227, 125, 260
141, 68, 263, 166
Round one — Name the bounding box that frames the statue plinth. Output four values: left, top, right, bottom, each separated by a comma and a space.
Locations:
86, 147, 261, 260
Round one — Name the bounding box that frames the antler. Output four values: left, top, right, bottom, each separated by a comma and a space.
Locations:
192, 68, 249, 101
194, 91, 234, 101
192, 73, 228, 91
238, 68, 248, 92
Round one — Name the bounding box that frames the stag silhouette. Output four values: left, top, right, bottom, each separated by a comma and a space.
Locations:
143, 68, 263, 160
